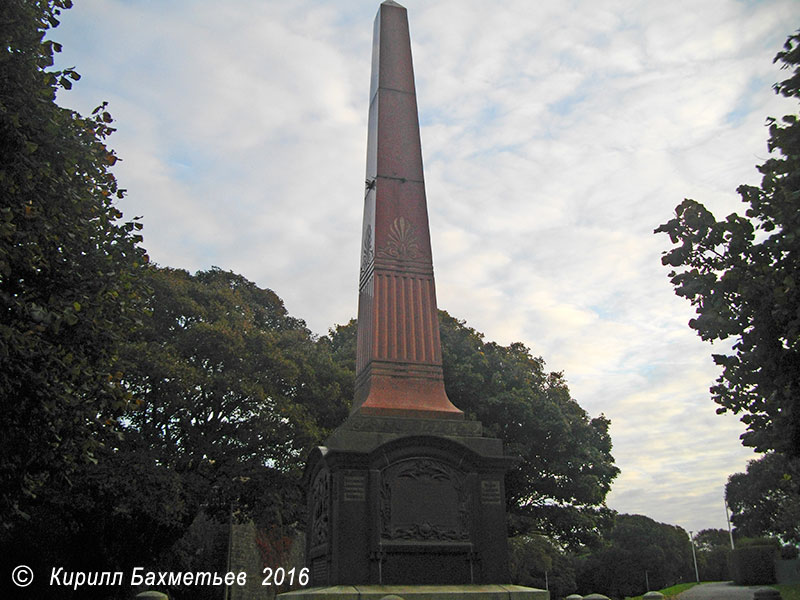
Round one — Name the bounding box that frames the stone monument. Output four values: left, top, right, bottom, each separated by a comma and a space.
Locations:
282, 3, 547, 598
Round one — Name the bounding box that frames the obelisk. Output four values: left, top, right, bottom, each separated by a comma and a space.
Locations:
353, 0, 462, 420
287, 3, 543, 595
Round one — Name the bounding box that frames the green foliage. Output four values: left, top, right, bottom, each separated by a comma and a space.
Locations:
726, 454, 800, 544
693, 528, 731, 552
6, 444, 190, 599
698, 546, 731, 582
625, 582, 700, 600
5, 267, 351, 599
509, 534, 576, 599
729, 544, 777, 585
510, 534, 553, 583
438, 311, 619, 548
0, 0, 149, 531
738, 537, 783, 549
782, 544, 799, 559
326, 312, 620, 549
165, 512, 229, 600
118, 266, 351, 523
774, 584, 800, 600
654, 31, 800, 457
319, 318, 357, 426
692, 529, 732, 581
575, 514, 694, 598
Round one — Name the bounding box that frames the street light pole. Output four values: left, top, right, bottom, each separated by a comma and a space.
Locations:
689, 530, 700, 583
725, 497, 735, 549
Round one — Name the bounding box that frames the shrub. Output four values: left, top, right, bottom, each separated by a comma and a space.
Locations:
739, 537, 782, 549
729, 545, 777, 585
780, 545, 799, 560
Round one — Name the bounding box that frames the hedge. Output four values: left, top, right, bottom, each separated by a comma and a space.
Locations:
729, 545, 777, 585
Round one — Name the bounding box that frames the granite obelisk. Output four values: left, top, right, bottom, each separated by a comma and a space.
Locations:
295, 2, 533, 591
353, 0, 462, 421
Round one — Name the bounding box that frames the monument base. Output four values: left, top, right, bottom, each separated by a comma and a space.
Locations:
278, 584, 549, 600
304, 415, 518, 587
324, 414, 499, 455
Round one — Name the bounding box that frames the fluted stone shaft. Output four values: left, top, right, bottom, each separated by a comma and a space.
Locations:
295, 5, 519, 588
354, 0, 462, 420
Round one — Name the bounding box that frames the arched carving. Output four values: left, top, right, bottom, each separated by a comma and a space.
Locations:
310, 468, 330, 548
380, 457, 470, 542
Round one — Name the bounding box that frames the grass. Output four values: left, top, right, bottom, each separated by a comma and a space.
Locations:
625, 582, 701, 600
772, 583, 800, 600
623, 581, 800, 600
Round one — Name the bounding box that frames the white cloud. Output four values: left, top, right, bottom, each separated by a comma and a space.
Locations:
52, 0, 800, 533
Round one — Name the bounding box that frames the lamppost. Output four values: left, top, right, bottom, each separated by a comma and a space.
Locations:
689, 531, 699, 583
725, 497, 736, 549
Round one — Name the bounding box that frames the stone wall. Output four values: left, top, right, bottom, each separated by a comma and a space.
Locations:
226, 521, 305, 600
227, 520, 269, 600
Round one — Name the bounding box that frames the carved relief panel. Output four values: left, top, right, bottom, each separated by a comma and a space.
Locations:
359, 223, 374, 288
379, 458, 470, 542
309, 468, 330, 550
377, 217, 422, 261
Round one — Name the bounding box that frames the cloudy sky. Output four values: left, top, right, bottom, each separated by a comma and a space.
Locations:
52, 0, 799, 535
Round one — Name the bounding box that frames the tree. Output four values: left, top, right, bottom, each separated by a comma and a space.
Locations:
0, 0, 148, 531
509, 534, 577, 599
654, 32, 800, 457
438, 311, 620, 548
6, 440, 191, 600
6, 267, 352, 599
693, 528, 730, 552
726, 453, 800, 544
575, 514, 694, 598
118, 266, 350, 524
323, 312, 620, 549
692, 529, 732, 581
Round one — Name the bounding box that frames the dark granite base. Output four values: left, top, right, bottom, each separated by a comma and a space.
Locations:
304, 432, 517, 586
278, 584, 549, 600
324, 415, 502, 456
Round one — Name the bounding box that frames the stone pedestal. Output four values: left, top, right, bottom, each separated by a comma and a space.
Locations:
304, 416, 518, 587
280, 584, 548, 600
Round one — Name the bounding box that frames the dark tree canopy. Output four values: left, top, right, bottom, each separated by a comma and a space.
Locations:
655, 32, 800, 457
5, 267, 352, 599
0, 0, 148, 530
119, 266, 351, 523
438, 311, 619, 548
693, 528, 731, 552
575, 514, 693, 598
726, 453, 800, 544
691, 529, 732, 582
324, 312, 619, 549
509, 534, 576, 599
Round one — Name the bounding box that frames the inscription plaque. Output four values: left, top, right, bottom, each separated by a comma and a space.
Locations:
480, 479, 502, 505
343, 474, 366, 502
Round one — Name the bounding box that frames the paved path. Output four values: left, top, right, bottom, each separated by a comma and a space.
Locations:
676, 582, 765, 600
